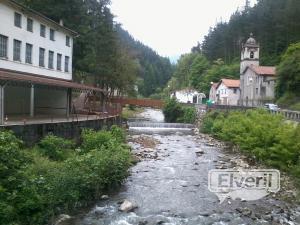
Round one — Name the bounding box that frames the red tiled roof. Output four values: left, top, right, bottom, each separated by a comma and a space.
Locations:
250, 65, 276, 76
219, 79, 240, 88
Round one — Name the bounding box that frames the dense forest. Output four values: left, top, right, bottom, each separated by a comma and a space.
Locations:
167, 0, 300, 107
17, 0, 173, 97
116, 26, 174, 97
200, 0, 300, 65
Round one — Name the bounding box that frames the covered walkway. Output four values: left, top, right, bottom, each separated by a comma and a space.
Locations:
0, 69, 110, 125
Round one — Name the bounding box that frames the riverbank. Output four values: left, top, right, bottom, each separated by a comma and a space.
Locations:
0, 126, 132, 225
200, 109, 300, 196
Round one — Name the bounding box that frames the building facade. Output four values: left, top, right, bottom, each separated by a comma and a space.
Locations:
171, 89, 206, 104
239, 34, 276, 106
0, 0, 75, 80
215, 79, 240, 105
0, 0, 105, 125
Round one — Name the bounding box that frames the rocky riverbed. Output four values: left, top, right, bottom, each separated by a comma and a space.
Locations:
59, 108, 300, 225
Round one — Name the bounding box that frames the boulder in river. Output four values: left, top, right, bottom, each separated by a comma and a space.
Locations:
55, 214, 72, 225
119, 199, 138, 212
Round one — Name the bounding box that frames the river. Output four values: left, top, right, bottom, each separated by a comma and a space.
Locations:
68, 108, 300, 225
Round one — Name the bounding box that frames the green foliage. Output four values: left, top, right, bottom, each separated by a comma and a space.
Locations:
0, 128, 131, 225
276, 42, 300, 101
38, 135, 75, 161
178, 107, 197, 124
201, 110, 300, 181
163, 98, 184, 123
116, 27, 174, 97
200, 0, 300, 65
81, 129, 114, 153
163, 98, 197, 123
110, 125, 126, 143
166, 53, 239, 96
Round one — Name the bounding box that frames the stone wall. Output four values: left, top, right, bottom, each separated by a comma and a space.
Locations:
0, 116, 122, 146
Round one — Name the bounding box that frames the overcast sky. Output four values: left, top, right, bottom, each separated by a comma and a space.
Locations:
110, 0, 257, 60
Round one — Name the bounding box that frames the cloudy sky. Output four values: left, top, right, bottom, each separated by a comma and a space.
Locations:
110, 0, 257, 60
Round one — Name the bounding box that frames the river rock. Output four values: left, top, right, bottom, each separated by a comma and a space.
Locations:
55, 214, 72, 225
119, 199, 138, 212
100, 195, 109, 200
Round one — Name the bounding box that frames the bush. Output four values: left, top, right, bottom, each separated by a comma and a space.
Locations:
163, 98, 184, 123
80, 129, 114, 153
38, 135, 75, 161
0, 127, 131, 225
201, 110, 300, 182
163, 98, 198, 123
178, 106, 197, 124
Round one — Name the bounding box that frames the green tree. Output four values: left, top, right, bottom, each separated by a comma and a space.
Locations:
276, 42, 300, 98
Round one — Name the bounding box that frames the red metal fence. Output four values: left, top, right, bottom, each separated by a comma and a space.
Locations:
109, 97, 164, 109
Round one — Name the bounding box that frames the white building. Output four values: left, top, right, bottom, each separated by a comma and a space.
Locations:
0, 0, 75, 80
209, 82, 218, 103
171, 88, 206, 104
216, 79, 240, 105
239, 34, 276, 106
0, 0, 103, 124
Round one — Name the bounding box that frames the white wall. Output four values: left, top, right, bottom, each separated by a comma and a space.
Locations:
0, 2, 73, 80
173, 90, 202, 104
216, 83, 240, 105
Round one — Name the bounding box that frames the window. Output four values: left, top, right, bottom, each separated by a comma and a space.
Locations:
256, 88, 259, 95
250, 51, 254, 59
13, 39, 21, 61
50, 29, 55, 41
27, 18, 33, 32
233, 88, 237, 94
40, 24, 46, 37
48, 51, 54, 69
66, 36, 70, 47
25, 43, 33, 64
39, 48, 45, 67
65, 56, 69, 72
0, 35, 8, 58
57, 53, 62, 70
14, 12, 22, 28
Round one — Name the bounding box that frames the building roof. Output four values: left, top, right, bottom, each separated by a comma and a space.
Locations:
217, 79, 240, 89
0, 69, 106, 93
3, 0, 78, 36
249, 65, 276, 76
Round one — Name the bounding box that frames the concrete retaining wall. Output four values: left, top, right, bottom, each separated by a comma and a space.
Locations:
0, 116, 122, 146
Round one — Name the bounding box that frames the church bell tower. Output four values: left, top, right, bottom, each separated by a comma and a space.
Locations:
240, 33, 260, 74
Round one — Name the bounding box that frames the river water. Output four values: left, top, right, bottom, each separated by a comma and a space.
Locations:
69, 108, 300, 225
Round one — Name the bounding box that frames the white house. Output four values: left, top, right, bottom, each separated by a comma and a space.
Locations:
171, 88, 206, 104
0, 0, 103, 124
216, 79, 240, 105
239, 34, 276, 106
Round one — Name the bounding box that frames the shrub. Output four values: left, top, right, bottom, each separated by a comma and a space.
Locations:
178, 106, 197, 124
110, 125, 126, 143
38, 135, 75, 161
0, 128, 132, 225
80, 129, 115, 153
163, 98, 184, 123
201, 109, 300, 182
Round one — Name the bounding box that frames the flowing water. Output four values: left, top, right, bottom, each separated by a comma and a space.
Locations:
69, 108, 300, 225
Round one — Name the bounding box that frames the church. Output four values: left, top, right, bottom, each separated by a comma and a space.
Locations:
239, 34, 276, 106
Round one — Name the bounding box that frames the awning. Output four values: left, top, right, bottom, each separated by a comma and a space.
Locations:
0, 69, 106, 92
